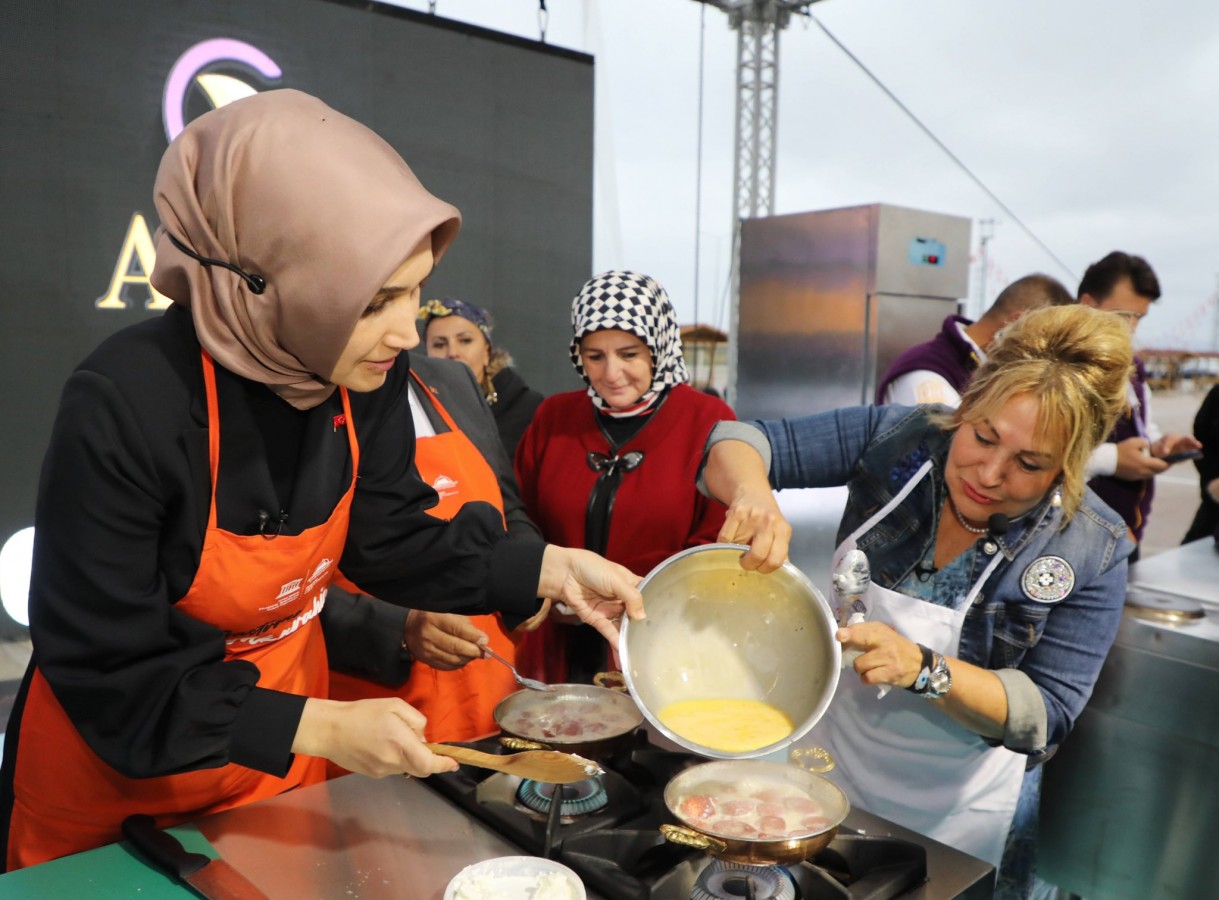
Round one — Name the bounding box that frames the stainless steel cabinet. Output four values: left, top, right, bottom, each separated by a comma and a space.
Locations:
1039, 544, 1219, 899
734, 203, 972, 421
732, 203, 972, 585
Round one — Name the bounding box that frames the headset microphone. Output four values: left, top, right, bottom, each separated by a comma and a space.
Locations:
258, 509, 288, 539
987, 513, 1011, 537
165, 231, 267, 294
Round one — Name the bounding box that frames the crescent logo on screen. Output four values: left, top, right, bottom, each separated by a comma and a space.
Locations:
162, 38, 283, 143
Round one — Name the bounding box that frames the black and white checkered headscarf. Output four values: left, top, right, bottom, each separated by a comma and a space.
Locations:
570, 270, 689, 417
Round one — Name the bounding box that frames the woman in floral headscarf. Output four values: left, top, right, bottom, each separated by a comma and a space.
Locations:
418, 297, 543, 459
514, 271, 736, 684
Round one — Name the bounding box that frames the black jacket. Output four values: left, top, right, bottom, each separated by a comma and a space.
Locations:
6, 306, 545, 785
491, 366, 544, 461
322, 354, 543, 685
1184, 382, 1219, 544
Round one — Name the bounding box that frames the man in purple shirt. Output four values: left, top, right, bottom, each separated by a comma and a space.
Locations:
876, 274, 1072, 406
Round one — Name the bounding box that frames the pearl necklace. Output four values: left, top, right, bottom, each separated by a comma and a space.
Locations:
947, 497, 988, 534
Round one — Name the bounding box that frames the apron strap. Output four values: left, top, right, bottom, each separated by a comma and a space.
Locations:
963, 550, 1004, 608
410, 369, 461, 433
845, 459, 934, 546
840, 456, 1003, 612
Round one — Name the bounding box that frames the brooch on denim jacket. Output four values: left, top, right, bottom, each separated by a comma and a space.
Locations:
891, 440, 931, 485
1021, 556, 1074, 603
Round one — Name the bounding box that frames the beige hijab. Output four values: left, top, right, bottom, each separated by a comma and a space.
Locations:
151, 89, 460, 409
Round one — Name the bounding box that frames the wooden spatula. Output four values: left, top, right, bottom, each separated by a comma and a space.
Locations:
426, 742, 603, 784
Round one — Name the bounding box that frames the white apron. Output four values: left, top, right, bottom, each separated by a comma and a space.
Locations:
799, 460, 1024, 866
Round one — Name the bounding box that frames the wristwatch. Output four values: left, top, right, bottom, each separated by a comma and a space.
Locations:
908, 643, 952, 699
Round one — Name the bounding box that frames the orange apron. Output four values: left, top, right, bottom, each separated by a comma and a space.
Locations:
328, 370, 517, 743
6, 351, 358, 869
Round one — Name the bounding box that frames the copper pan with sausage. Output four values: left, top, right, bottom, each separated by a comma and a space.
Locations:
660, 755, 849, 866
492, 680, 643, 759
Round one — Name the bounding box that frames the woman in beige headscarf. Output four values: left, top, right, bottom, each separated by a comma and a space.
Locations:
0, 90, 642, 871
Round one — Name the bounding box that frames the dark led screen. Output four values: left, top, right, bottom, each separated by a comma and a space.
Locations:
0, 0, 594, 635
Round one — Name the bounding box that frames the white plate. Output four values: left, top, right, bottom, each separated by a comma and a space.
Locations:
443, 855, 586, 900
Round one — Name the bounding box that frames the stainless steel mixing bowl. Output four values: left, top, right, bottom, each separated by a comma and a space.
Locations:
620, 543, 840, 759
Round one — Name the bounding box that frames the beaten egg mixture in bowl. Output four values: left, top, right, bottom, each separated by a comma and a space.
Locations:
621, 544, 840, 759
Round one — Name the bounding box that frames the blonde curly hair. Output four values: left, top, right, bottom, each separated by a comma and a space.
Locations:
935, 304, 1133, 523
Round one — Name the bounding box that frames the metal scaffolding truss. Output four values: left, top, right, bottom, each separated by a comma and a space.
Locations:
733, 10, 780, 220
695, 1, 824, 403
696, 0, 824, 221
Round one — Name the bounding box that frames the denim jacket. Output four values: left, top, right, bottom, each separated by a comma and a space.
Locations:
710, 405, 1132, 760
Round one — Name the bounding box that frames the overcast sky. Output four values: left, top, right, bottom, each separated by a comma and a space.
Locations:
383, 0, 1219, 351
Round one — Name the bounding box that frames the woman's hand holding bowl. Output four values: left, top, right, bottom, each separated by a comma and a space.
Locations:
539, 546, 644, 644
717, 485, 792, 574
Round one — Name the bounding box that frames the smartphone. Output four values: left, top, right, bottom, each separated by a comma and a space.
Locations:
1162, 449, 1204, 464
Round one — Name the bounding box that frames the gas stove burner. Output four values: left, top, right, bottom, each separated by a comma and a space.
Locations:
691, 859, 796, 900
517, 775, 609, 818
422, 732, 991, 900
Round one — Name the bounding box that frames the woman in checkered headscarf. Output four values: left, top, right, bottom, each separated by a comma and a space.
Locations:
568, 271, 690, 417
513, 270, 737, 684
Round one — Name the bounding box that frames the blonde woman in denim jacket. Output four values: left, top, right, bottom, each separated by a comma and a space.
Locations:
701, 305, 1133, 898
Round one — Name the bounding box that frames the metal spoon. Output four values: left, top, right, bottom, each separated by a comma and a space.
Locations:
483, 646, 554, 692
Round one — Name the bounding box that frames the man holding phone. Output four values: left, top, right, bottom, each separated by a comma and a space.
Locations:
1078, 251, 1202, 559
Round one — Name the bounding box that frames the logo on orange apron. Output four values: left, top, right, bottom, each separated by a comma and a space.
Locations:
432, 473, 460, 500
